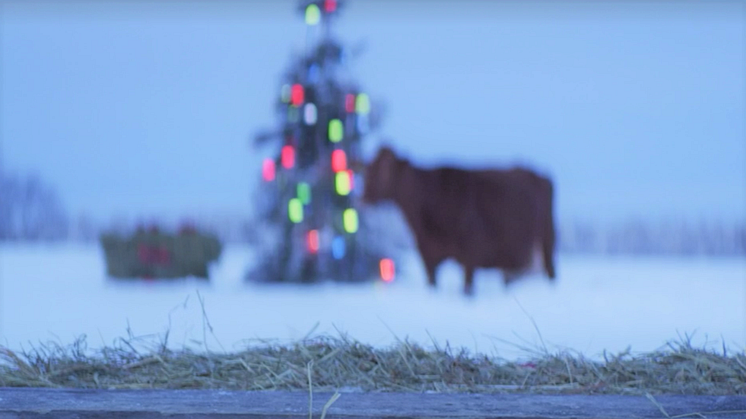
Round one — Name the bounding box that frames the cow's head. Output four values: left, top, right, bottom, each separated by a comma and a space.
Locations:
363, 146, 402, 204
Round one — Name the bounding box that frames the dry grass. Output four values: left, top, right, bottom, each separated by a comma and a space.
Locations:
1, 329, 744, 395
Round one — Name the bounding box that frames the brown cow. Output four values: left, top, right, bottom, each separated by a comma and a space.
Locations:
362, 146, 556, 296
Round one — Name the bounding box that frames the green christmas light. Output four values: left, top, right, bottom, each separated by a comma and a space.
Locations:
288, 106, 300, 123
328, 119, 343, 142
297, 182, 311, 204
280, 84, 291, 103
305, 4, 320, 25
335, 171, 351, 196
343, 208, 358, 233
356, 93, 370, 114
288, 198, 303, 223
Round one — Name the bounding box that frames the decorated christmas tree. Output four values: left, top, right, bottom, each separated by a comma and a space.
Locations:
251, 0, 395, 284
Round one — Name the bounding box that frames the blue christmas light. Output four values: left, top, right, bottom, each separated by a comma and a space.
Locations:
332, 236, 346, 259
308, 64, 320, 83
357, 114, 369, 133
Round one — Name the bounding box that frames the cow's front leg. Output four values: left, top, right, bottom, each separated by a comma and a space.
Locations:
503, 270, 518, 287
424, 259, 440, 288
463, 265, 475, 296
418, 243, 442, 289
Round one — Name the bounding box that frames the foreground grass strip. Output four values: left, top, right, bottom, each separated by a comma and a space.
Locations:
0, 334, 744, 395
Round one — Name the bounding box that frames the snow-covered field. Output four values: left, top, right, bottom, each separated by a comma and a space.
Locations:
1, 244, 744, 360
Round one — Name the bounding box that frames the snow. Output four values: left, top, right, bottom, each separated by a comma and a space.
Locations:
1, 243, 744, 360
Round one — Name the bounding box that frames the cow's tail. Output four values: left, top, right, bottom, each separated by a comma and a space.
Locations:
542, 178, 557, 280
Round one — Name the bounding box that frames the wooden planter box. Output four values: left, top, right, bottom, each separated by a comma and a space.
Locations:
100, 228, 222, 280
1, 388, 744, 418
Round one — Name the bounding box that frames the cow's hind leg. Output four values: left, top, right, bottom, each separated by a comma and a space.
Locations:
542, 180, 557, 280
503, 269, 523, 287
542, 230, 556, 280
463, 265, 475, 296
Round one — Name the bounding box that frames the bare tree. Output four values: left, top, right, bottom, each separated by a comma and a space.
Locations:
0, 171, 69, 242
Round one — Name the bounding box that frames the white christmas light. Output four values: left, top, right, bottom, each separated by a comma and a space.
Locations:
304, 103, 317, 125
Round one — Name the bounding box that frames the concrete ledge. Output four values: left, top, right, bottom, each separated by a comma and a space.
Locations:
0, 388, 745, 419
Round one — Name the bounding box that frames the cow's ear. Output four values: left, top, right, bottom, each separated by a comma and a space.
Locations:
378, 145, 396, 160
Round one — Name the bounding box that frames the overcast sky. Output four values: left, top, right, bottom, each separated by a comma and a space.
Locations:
2, 0, 744, 224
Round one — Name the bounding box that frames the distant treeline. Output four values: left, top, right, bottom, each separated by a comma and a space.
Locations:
1, 172, 743, 256
558, 219, 746, 257
0, 172, 69, 241
4, 212, 746, 257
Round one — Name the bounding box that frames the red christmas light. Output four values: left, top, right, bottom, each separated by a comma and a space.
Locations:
380, 258, 395, 282
345, 93, 355, 113
347, 169, 354, 189
291, 84, 304, 106
324, 0, 337, 13
331, 149, 347, 172
281, 145, 295, 169
262, 158, 275, 181
307, 230, 319, 253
